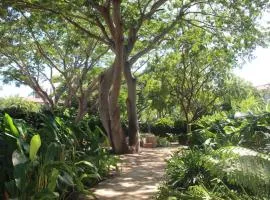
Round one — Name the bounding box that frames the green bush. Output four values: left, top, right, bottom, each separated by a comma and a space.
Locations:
157, 110, 270, 200
0, 112, 118, 199
190, 111, 270, 153
157, 137, 171, 147
0, 97, 41, 113
155, 117, 174, 127
139, 118, 186, 140
156, 147, 270, 200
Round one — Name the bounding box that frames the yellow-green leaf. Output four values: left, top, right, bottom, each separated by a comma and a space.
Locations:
29, 134, 41, 161
4, 113, 19, 137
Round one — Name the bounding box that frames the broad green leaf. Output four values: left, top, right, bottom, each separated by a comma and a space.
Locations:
58, 172, 74, 187
4, 113, 19, 137
75, 160, 95, 168
29, 134, 41, 161
47, 168, 59, 192
34, 188, 59, 200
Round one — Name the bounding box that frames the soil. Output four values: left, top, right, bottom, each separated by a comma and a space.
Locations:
88, 146, 179, 200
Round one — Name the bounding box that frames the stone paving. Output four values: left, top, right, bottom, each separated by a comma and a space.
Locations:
91, 147, 179, 200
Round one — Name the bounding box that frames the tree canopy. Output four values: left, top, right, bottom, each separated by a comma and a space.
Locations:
0, 0, 269, 153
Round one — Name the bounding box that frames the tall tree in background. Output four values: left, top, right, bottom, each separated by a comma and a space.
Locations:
147, 28, 234, 132
1, 0, 269, 153
221, 75, 263, 112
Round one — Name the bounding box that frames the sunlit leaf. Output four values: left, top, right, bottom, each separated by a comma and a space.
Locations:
29, 134, 41, 161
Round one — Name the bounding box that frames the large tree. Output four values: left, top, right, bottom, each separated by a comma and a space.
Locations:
1, 0, 268, 153
0, 8, 108, 121
146, 28, 234, 132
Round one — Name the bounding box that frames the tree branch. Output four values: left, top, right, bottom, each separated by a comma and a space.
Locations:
63, 16, 110, 44
126, 0, 168, 54
129, 8, 185, 65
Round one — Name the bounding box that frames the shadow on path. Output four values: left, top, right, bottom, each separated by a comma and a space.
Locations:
90, 147, 179, 200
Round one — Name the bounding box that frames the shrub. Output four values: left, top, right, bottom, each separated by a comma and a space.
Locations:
157, 110, 270, 199
190, 111, 270, 153
0, 97, 41, 113
156, 147, 270, 199
139, 118, 186, 139
204, 146, 270, 197
0, 112, 118, 199
157, 137, 171, 147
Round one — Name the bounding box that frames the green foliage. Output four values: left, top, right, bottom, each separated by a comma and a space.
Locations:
4, 113, 19, 137
204, 146, 270, 197
222, 75, 263, 113
157, 147, 270, 200
141, 26, 238, 124
155, 118, 175, 128
0, 97, 41, 113
156, 137, 171, 147
233, 95, 264, 113
166, 149, 209, 190
139, 119, 187, 142
158, 109, 270, 199
29, 134, 41, 161
190, 112, 270, 153
0, 112, 118, 199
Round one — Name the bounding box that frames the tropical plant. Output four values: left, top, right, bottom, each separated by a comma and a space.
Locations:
157, 146, 270, 200
204, 146, 270, 197
2, 0, 268, 154
0, 112, 118, 199
189, 111, 270, 153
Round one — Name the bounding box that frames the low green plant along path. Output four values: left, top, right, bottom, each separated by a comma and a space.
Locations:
90, 147, 179, 200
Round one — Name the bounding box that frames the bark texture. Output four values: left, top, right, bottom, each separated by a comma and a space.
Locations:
123, 62, 140, 153
97, 0, 130, 154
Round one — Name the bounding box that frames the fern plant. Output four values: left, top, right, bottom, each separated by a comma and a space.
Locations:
203, 146, 270, 198
157, 146, 270, 200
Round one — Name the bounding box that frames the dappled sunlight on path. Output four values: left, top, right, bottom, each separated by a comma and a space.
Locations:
91, 147, 179, 200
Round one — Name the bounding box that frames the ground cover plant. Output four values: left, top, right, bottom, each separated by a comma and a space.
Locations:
156, 111, 270, 200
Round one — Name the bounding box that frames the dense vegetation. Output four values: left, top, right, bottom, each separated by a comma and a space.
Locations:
156, 110, 270, 199
0, 101, 118, 199
0, 0, 270, 199
1, 0, 269, 153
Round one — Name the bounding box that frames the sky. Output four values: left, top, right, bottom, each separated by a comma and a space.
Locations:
0, 84, 32, 97
234, 11, 270, 86
234, 46, 270, 86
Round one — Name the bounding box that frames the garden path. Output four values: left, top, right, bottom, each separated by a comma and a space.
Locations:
89, 146, 179, 200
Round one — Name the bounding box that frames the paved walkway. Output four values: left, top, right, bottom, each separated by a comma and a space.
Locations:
91, 147, 178, 200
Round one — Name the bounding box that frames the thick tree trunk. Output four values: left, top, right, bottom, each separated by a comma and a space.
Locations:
99, 65, 129, 154
75, 95, 88, 123
109, 102, 128, 154
123, 62, 140, 153
99, 68, 114, 149
98, 0, 129, 154
108, 47, 129, 153
98, 0, 142, 154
